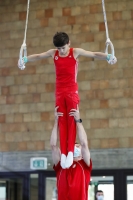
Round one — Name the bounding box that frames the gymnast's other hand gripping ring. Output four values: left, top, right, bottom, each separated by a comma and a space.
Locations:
18, 43, 27, 70
105, 38, 115, 59
101, 0, 115, 60
18, 0, 30, 70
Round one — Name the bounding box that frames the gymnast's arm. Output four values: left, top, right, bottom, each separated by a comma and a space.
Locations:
69, 108, 90, 166
74, 48, 107, 60
50, 107, 62, 166
76, 118, 90, 166
26, 49, 56, 62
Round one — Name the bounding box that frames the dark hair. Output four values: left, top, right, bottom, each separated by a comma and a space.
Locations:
96, 190, 103, 194
75, 142, 80, 145
53, 32, 69, 47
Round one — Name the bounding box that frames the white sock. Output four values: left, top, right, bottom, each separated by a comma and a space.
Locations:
61, 154, 66, 169
65, 151, 73, 168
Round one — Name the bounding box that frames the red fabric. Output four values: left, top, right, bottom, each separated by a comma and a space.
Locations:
54, 48, 80, 155
56, 91, 79, 154
53, 159, 92, 200
54, 48, 78, 90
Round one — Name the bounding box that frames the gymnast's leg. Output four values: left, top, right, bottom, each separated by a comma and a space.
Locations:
56, 93, 68, 169
65, 92, 80, 168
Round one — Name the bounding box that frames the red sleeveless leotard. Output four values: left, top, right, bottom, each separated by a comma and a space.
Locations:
54, 48, 78, 92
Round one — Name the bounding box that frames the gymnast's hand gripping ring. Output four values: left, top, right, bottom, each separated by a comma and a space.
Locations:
18, 0, 30, 70
102, 0, 115, 59
105, 38, 115, 58
19, 43, 27, 70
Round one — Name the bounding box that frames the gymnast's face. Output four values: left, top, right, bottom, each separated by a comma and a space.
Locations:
56, 43, 70, 56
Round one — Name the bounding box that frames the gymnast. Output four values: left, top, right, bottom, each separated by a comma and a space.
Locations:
18, 32, 117, 168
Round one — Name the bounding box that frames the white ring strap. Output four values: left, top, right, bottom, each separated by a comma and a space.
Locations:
102, 0, 115, 58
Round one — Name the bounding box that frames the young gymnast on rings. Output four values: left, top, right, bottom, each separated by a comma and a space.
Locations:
18, 32, 117, 169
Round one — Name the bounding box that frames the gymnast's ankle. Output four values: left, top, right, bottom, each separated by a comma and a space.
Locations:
65, 151, 73, 168
61, 154, 66, 169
